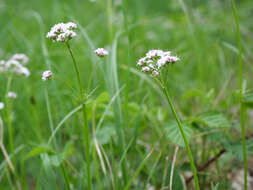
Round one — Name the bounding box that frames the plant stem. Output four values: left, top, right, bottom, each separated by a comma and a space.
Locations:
231, 1, 247, 189
161, 85, 200, 190
5, 75, 14, 155
65, 42, 91, 190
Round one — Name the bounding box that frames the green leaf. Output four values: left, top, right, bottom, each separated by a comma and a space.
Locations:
40, 141, 73, 167
165, 121, 192, 147
213, 183, 220, 190
96, 91, 110, 104
95, 124, 116, 145
192, 112, 231, 128
242, 93, 253, 108
24, 144, 53, 161
224, 139, 253, 161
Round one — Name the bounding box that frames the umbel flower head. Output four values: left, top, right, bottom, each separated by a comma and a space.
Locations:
46, 22, 77, 42
137, 49, 180, 77
94, 48, 108, 57
0, 53, 30, 77
42, 70, 53, 81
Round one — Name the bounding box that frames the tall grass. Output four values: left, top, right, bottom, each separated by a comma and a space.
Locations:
0, 0, 253, 189
231, 1, 247, 189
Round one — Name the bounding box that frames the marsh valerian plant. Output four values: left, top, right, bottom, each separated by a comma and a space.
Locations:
46, 22, 101, 190
137, 49, 200, 190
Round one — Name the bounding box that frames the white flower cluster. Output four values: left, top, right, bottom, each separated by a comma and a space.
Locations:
46, 22, 77, 42
94, 48, 108, 57
137, 49, 180, 76
7, 92, 17, 99
0, 53, 30, 77
42, 70, 53, 81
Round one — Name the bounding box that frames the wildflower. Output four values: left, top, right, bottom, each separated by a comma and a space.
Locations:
7, 92, 17, 99
94, 48, 108, 57
0, 102, 4, 110
142, 66, 151, 72
11, 54, 29, 64
3, 56, 30, 77
42, 70, 53, 81
46, 22, 77, 42
136, 49, 180, 76
137, 57, 146, 66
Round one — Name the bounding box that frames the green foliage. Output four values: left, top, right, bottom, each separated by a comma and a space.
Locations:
191, 112, 231, 128
165, 121, 193, 147
0, 0, 253, 189
224, 139, 253, 161
242, 93, 253, 108
95, 123, 116, 145
40, 142, 73, 167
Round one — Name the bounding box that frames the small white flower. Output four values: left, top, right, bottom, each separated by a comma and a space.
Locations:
152, 70, 159, 77
42, 70, 53, 81
94, 48, 109, 57
137, 57, 146, 66
146, 49, 163, 59
0, 102, 4, 110
157, 57, 167, 68
167, 55, 180, 63
57, 33, 67, 42
142, 66, 150, 72
7, 92, 17, 99
12, 64, 30, 77
163, 51, 171, 56
65, 30, 76, 39
11, 54, 29, 64
65, 22, 77, 30
5, 59, 21, 68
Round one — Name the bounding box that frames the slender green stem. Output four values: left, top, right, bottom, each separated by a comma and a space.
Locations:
65, 42, 91, 190
5, 75, 14, 155
61, 164, 71, 190
161, 86, 200, 190
107, 0, 113, 43
231, 1, 247, 189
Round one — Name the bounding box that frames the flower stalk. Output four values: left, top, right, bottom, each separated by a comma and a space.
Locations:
161, 84, 200, 190
65, 42, 91, 190
136, 49, 200, 189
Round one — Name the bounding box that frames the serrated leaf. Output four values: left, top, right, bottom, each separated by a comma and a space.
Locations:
192, 112, 231, 128
242, 93, 253, 108
165, 121, 192, 147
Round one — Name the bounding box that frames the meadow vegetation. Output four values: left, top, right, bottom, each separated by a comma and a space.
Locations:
0, 0, 253, 189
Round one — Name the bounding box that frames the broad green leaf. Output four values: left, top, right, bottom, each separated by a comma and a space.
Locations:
165, 121, 192, 147
242, 93, 253, 108
192, 112, 231, 128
